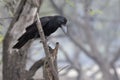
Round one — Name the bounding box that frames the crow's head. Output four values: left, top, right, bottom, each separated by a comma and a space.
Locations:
54, 16, 67, 33
54, 16, 67, 25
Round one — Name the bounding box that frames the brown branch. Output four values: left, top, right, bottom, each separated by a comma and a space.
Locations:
36, 13, 50, 59
36, 14, 59, 80
26, 58, 45, 80
43, 43, 59, 80
29, 58, 45, 76
27, 42, 59, 79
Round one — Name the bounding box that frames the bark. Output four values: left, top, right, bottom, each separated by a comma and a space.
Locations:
2, 0, 42, 80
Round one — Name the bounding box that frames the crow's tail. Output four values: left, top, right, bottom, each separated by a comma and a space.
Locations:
13, 33, 29, 49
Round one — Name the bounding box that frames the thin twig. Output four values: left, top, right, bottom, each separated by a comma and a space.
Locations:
58, 65, 70, 72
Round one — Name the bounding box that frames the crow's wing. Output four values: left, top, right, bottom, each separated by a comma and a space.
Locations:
18, 16, 53, 41
25, 16, 53, 31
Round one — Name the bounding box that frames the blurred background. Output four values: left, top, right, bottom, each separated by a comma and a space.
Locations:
0, 0, 120, 80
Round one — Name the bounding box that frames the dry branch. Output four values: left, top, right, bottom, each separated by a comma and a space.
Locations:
27, 58, 45, 79
43, 43, 59, 80
27, 43, 59, 80
36, 13, 59, 80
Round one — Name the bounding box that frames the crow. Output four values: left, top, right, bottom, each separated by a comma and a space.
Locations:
13, 16, 67, 49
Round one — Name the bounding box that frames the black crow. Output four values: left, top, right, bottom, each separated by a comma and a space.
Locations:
13, 16, 67, 49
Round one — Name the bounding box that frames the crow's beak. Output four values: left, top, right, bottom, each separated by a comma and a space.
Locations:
61, 25, 67, 34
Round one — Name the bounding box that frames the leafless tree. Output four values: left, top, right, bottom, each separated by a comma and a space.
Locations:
50, 0, 120, 80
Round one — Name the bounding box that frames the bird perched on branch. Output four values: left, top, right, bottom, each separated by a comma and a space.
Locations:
13, 16, 67, 49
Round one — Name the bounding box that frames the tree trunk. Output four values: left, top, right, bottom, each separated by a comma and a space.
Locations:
2, 0, 42, 80
97, 60, 117, 80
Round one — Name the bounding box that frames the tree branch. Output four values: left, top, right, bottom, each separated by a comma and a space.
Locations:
43, 43, 59, 80
36, 13, 59, 80
28, 58, 45, 78
50, 0, 64, 15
